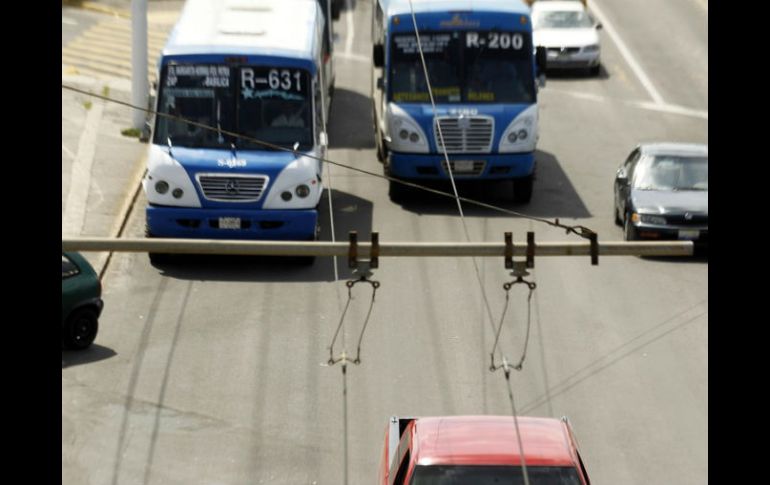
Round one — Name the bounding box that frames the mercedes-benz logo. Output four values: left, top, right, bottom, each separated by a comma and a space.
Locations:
457, 114, 471, 130
225, 179, 240, 195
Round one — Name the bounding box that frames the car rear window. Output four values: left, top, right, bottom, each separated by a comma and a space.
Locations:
409, 464, 583, 485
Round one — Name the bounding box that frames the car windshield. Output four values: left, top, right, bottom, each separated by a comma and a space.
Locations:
154, 65, 314, 150
409, 465, 583, 485
633, 155, 708, 191
533, 11, 593, 29
390, 31, 535, 104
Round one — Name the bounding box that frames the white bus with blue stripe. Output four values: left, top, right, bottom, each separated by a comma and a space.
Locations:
144, 0, 331, 244
372, 0, 546, 202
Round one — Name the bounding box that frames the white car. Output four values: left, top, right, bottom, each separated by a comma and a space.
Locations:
531, 0, 602, 75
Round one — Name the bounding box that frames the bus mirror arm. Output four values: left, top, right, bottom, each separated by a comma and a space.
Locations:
373, 44, 384, 68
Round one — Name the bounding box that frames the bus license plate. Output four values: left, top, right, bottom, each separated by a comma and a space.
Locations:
453, 160, 475, 172
678, 229, 699, 240
219, 217, 241, 229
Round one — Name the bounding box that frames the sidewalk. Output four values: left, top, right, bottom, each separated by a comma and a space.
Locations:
61, 0, 185, 274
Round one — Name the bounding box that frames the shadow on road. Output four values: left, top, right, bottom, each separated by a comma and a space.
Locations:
153, 189, 373, 282
62, 344, 117, 368
392, 149, 592, 220
327, 87, 375, 150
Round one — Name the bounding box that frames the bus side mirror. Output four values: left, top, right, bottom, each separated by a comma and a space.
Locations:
536, 46, 547, 72
373, 44, 384, 67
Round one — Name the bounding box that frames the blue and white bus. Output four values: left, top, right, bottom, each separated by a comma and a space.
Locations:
371, 0, 546, 202
144, 0, 332, 255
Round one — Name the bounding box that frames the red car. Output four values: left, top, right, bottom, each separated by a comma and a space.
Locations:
378, 415, 590, 484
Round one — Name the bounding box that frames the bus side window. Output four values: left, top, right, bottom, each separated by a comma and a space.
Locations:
315, 78, 324, 142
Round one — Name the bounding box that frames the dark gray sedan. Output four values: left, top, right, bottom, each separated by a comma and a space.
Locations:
613, 143, 708, 246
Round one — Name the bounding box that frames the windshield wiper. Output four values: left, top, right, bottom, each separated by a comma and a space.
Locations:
217, 100, 224, 144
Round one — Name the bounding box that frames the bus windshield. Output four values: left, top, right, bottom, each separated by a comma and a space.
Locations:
154, 65, 313, 150
389, 30, 535, 104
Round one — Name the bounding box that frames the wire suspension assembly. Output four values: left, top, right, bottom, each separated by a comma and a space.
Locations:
327, 232, 381, 366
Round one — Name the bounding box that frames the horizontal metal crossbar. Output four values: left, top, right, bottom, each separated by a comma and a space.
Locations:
62, 237, 694, 257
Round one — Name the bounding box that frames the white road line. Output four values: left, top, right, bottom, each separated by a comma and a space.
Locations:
62, 144, 77, 160
63, 100, 104, 236
62, 17, 78, 26
337, 52, 370, 63
590, 0, 666, 106
545, 88, 707, 120
344, 0, 355, 56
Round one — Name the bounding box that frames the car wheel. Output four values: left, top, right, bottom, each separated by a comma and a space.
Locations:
624, 214, 638, 241
589, 64, 601, 76
512, 175, 533, 204
63, 307, 99, 350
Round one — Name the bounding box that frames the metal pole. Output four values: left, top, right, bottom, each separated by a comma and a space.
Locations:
62, 237, 694, 257
131, 0, 148, 129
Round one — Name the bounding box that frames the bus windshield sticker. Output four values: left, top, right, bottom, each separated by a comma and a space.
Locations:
166, 65, 230, 88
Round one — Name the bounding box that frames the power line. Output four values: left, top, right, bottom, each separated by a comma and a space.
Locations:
60, 83, 598, 238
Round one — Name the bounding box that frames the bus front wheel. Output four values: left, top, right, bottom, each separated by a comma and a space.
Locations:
512, 175, 533, 204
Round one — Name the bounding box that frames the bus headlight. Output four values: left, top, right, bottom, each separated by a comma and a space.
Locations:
295, 184, 311, 198
499, 105, 538, 153
386, 103, 429, 153
155, 180, 169, 194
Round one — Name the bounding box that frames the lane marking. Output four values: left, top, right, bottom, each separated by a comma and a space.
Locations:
62, 144, 77, 160
590, 0, 666, 106
337, 52, 370, 63
545, 88, 707, 120
63, 99, 104, 237
62, 17, 78, 25
344, 0, 355, 56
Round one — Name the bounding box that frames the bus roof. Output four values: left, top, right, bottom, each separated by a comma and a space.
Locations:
379, 0, 532, 17
162, 0, 322, 61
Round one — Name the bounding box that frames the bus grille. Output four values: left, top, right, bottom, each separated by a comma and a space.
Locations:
434, 116, 494, 153
196, 174, 268, 202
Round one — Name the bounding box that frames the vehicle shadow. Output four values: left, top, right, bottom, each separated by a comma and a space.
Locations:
62, 344, 117, 368
392, 149, 592, 219
545, 64, 610, 81
153, 189, 373, 282
327, 87, 375, 150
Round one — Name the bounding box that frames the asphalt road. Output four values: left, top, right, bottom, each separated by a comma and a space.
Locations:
62, 0, 708, 483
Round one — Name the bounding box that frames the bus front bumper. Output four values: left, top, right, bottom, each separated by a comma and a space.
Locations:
146, 206, 318, 240
388, 152, 535, 180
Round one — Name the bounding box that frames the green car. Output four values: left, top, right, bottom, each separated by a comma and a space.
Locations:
61, 252, 103, 350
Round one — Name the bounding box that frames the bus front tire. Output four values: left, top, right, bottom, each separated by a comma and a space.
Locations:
512, 175, 533, 204
145, 225, 174, 265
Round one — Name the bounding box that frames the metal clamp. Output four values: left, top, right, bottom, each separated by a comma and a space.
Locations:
348, 231, 379, 279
